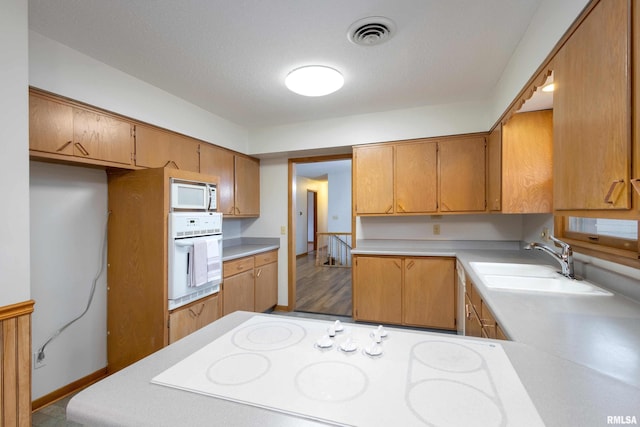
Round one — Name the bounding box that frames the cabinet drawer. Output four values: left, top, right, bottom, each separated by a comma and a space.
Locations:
255, 250, 277, 267
224, 256, 254, 278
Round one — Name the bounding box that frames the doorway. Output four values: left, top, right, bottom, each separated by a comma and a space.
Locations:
288, 154, 353, 317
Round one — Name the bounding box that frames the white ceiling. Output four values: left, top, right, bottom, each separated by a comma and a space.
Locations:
28, 0, 543, 129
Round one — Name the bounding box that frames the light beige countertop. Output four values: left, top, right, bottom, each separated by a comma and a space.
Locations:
222, 237, 280, 261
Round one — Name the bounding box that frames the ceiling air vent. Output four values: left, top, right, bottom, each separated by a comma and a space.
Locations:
348, 17, 396, 46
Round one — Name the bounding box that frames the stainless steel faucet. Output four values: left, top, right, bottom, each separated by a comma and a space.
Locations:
524, 235, 575, 279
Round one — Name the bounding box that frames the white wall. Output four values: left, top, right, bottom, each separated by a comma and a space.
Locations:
0, 0, 30, 306
29, 31, 249, 154
327, 168, 352, 233
356, 214, 524, 241
30, 161, 108, 400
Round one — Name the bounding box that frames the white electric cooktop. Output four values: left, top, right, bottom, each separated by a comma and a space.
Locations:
152, 314, 543, 426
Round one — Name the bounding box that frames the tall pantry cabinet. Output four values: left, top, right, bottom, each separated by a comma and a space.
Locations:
106, 167, 221, 373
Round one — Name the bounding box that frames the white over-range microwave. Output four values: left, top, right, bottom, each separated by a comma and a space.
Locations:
171, 179, 217, 211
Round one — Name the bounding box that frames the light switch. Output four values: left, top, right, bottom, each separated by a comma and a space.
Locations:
280, 226, 286, 235
433, 224, 441, 235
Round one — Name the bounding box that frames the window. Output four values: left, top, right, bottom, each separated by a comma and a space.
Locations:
560, 216, 639, 256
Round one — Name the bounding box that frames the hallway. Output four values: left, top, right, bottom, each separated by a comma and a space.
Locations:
295, 252, 352, 317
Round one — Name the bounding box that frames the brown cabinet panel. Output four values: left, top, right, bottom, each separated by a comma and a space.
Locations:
135, 125, 200, 172
464, 293, 483, 338
439, 136, 486, 212
500, 110, 553, 213
354, 145, 394, 214
169, 294, 220, 343
73, 108, 133, 165
403, 258, 455, 329
29, 94, 74, 155
553, 0, 630, 210
395, 142, 438, 213
200, 144, 235, 215
487, 125, 502, 211
353, 256, 402, 323
224, 256, 255, 278
234, 155, 260, 216
255, 261, 278, 312
223, 269, 255, 315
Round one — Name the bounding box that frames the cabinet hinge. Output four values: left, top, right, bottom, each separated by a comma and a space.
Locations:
167, 318, 170, 329
131, 126, 136, 138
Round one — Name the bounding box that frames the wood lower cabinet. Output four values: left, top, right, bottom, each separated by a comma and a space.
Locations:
200, 145, 260, 217
404, 257, 456, 329
488, 110, 553, 213
134, 124, 200, 172
223, 250, 278, 315
553, 0, 630, 210
168, 293, 221, 343
464, 280, 507, 340
353, 255, 456, 329
352, 256, 403, 324
254, 251, 278, 312
29, 91, 134, 167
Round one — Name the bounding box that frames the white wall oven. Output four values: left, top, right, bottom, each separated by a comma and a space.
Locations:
168, 211, 223, 310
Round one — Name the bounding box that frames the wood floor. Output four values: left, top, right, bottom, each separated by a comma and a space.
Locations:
295, 252, 352, 317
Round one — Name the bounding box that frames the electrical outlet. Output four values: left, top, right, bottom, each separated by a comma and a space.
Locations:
280, 226, 286, 235
541, 227, 550, 241
433, 224, 441, 235
33, 353, 46, 369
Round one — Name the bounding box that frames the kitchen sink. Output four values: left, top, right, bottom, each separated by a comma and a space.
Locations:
469, 262, 558, 277
469, 262, 613, 296
481, 275, 612, 296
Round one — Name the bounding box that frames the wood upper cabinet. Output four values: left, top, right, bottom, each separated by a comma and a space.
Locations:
168, 293, 220, 343
489, 110, 553, 213
235, 155, 260, 216
403, 257, 455, 329
553, 0, 630, 210
354, 144, 394, 214
353, 256, 402, 324
30, 92, 134, 166
73, 109, 133, 165
200, 145, 260, 217
487, 125, 502, 211
395, 142, 438, 214
439, 135, 486, 212
29, 94, 74, 155
134, 124, 200, 172
200, 144, 235, 214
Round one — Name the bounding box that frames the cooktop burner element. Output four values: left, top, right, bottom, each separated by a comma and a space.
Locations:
206, 353, 270, 386
231, 320, 306, 351
412, 340, 483, 373
295, 361, 368, 402
152, 315, 544, 426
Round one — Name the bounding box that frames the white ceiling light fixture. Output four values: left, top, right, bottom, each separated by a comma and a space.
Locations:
285, 65, 344, 97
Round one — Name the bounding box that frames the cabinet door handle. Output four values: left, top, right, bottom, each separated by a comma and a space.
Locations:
57, 140, 72, 152
197, 303, 205, 316
235, 207, 241, 214
74, 142, 90, 156
406, 260, 415, 270
256, 269, 262, 277
385, 205, 393, 214
163, 160, 180, 169
604, 179, 624, 204
631, 179, 640, 196
393, 261, 402, 269
465, 304, 471, 320
188, 308, 197, 319
397, 204, 405, 213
